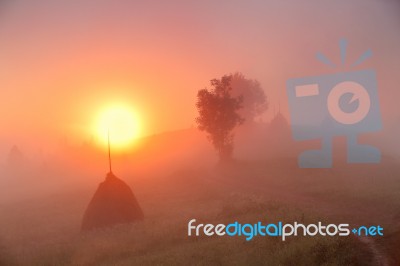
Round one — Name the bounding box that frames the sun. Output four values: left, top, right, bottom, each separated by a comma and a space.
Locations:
95, 104, 139, 150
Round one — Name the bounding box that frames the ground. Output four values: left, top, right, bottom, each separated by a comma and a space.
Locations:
0, 157, 399, 265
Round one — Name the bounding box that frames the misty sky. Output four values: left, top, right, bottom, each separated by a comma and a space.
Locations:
0, 0, 399, 157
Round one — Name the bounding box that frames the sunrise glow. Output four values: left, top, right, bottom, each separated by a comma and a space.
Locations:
95, 104, 139, 150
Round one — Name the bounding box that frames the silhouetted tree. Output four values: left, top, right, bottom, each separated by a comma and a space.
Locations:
196, 75, 244, 162
230, 72, 268, 123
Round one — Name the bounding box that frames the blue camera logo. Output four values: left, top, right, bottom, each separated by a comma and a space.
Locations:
286, 39, 382, 168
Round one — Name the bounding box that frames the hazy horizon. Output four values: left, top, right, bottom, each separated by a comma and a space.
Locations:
0, 0, 399, 159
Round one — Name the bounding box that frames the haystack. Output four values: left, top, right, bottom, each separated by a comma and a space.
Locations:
81, 172, 144, 231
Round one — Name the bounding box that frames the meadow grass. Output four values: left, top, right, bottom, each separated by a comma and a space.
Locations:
1, 158, 399, 265
0, 191, 373, 265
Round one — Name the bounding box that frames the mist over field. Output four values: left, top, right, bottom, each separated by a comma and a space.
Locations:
0, 0, 400, 265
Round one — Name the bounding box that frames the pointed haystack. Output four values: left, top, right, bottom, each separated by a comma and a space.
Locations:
7, 145, 25, 168
81, 172, 144, 231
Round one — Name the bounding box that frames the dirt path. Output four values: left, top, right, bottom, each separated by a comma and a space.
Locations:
358, 237, 389, 266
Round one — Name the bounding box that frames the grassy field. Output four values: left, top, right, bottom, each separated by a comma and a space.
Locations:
0, 192, 373, 266
2, 156, 399, 265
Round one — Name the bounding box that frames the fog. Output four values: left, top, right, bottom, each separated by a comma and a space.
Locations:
0, 1, 399, 264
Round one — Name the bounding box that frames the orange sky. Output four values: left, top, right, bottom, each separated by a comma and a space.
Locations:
0, 0, 399, 157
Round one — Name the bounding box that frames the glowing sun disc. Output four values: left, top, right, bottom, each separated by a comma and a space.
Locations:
95, 105, 139, 149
